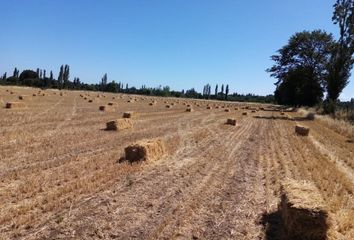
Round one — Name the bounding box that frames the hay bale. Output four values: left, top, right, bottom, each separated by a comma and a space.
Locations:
295, 125, 310, 136
224, 108, 230, 112
234, 107, 239, 110
32, 93, 37, 96
251, 110, 256, 113
99, 105, 113, 112
242, 112, 248, 116
280, 179, 329, 240
6, 102, 25, 109
207, 106, 212, 109
149, 102, 156, 106
226, 118, 236, 126
125, 138, 165, 162
107, 102, 115, 106
186, 107, 193, 112
166, 105, 172, 108
106, 119, 133, 131
88, 99, 93, 103
306, 112, 315, 120
280, 112, 285, 115
123, 111, 138, 118
18, 95, 28, 100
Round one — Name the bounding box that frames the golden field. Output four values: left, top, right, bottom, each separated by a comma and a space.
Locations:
0, 86, 354, 239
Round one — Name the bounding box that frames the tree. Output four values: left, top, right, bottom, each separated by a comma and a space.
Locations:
2, 72, 7, 80
43, 70, 46, 79
58, 65, 64, 87
325, 0, 354, 103
215, 84, 218, 98
63, 65, 70, 88
221, 84, 224, 95
267, 30, 335, 106
225, 84, 229, 100
19, 70, 38, 81
50, 71, 53, 81
101, 73, 107, 91
13, 67, 19, 78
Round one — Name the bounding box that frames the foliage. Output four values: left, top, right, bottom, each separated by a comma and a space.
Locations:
268, 30, 335, 106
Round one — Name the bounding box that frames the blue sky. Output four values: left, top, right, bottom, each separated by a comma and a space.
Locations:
1, 0, 353, 100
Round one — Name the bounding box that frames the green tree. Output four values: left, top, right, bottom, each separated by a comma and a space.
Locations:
225, 84, 229, 100
325, 0, 354, 104
58, 65, 64, 88
267, 30, 335, 106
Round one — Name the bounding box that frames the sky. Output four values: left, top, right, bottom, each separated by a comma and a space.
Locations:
1, 0, 353, 100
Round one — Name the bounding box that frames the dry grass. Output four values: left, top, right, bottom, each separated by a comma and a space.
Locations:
0, 86, 353, 239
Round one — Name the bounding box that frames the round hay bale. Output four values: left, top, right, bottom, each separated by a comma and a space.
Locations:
242, 112, 248, 116
224, 108, 230, 112
186, 107, 193, 112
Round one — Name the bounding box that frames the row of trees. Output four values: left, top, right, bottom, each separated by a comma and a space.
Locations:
268, 0, 354, 113
202, 83, 230, 100
0, 67, 273, 103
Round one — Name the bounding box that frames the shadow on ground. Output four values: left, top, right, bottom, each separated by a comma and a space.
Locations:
259, 209, 284, 240
253, 115, 313, 122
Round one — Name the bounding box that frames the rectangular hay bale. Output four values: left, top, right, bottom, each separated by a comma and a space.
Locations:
295, 125, 310, 136
280, 179, 329, 240
125, 138, 165, 162
106, 119, 132, 131
226, 118, 236, 126
6, 102, 25, 109
123, 111, 138, 118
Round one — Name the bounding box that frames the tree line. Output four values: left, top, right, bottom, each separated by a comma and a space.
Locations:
0, 67, 274, 103
268, 0, 354, 113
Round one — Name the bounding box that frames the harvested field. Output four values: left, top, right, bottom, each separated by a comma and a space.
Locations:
0, 86, 353, 239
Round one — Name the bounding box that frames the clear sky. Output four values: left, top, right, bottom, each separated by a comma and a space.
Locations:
1, 0, 353, 100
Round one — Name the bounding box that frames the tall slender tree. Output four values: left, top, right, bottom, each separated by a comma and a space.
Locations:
225, 84, 229, 100
325, 0, 354, 104
58, 65, 64, 88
